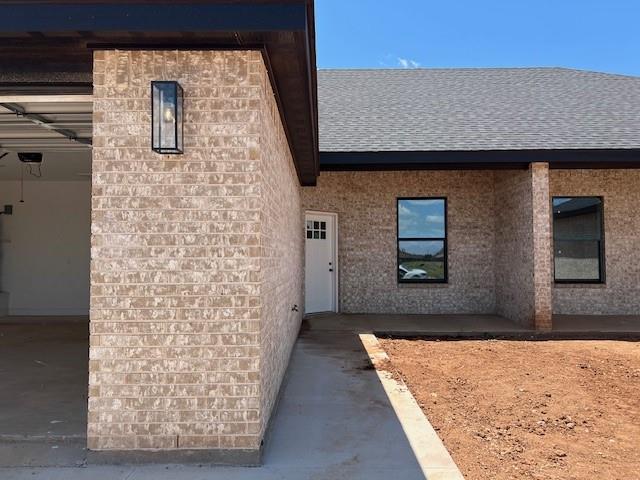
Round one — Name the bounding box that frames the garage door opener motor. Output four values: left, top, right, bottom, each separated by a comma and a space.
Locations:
17, 152, 44, 203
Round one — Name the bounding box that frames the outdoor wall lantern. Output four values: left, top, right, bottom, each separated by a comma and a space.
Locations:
151, 81, 184, 154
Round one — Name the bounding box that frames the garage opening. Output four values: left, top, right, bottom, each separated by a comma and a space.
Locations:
0, 95, 92, 463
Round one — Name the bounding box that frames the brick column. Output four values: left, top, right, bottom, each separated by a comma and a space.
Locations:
530, 163, 553, 330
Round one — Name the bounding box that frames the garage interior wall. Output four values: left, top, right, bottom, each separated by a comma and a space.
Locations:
0, 179, 91, 316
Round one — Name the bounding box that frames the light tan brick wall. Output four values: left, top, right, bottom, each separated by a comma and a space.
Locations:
551, 169, 640, 315
256, 61, 304, 438
89, 50, 301, 454
301, 170, 497, 314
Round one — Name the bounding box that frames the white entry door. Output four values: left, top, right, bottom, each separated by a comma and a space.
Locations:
305, 212, 337, 314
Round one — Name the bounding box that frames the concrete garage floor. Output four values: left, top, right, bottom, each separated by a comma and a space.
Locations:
1, 321, 427, 479
0, 318, 89, 467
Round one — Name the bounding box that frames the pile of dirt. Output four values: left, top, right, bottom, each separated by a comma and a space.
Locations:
380, 339, 640, 480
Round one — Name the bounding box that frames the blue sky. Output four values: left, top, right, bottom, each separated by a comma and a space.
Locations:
315, 0, 640, 76
398, 199, 445, 238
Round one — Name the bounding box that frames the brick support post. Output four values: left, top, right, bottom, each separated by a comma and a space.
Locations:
530, 162, 553, 330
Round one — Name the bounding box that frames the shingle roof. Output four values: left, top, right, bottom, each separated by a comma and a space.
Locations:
317, 68, 640, 152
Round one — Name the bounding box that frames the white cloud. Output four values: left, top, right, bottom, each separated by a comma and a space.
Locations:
399, 203, 416, 217
398, 57, 420, 69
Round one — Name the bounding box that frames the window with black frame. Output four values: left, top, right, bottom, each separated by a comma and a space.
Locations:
397, 198, 447, 283
552, 197, 604, 283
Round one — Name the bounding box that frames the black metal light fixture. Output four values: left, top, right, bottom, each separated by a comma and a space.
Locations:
151, 81, 184, 154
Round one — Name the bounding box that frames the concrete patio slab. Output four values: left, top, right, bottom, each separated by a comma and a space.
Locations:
306, 313, 640, 338
553, 314, 640, 333
306, 313, 528, 335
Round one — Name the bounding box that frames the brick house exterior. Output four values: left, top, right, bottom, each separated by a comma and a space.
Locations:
89, 49, 303, 461
1, 0, 640, 465
302, 165, 554, 330
302, 166, 640, 327
312, 68, 640, 333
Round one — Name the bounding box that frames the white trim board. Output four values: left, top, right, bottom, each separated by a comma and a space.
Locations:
0, 95, 93, 103
7, 308, 89, 316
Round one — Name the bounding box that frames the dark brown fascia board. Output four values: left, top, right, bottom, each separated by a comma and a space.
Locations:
304, 0, 319, 183
320, 149, 640, 171
0, 2, 307, 32
5, 1, 308, 4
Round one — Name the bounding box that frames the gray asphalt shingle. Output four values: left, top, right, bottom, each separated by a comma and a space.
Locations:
318, 68, 640, 152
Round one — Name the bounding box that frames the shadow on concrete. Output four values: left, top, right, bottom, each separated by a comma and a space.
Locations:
262, 330, 426, 479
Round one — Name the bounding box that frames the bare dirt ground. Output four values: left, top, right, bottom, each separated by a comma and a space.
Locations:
379, 339, 640, 480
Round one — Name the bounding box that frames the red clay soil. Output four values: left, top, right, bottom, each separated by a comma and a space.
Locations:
379, 339, 640, 480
